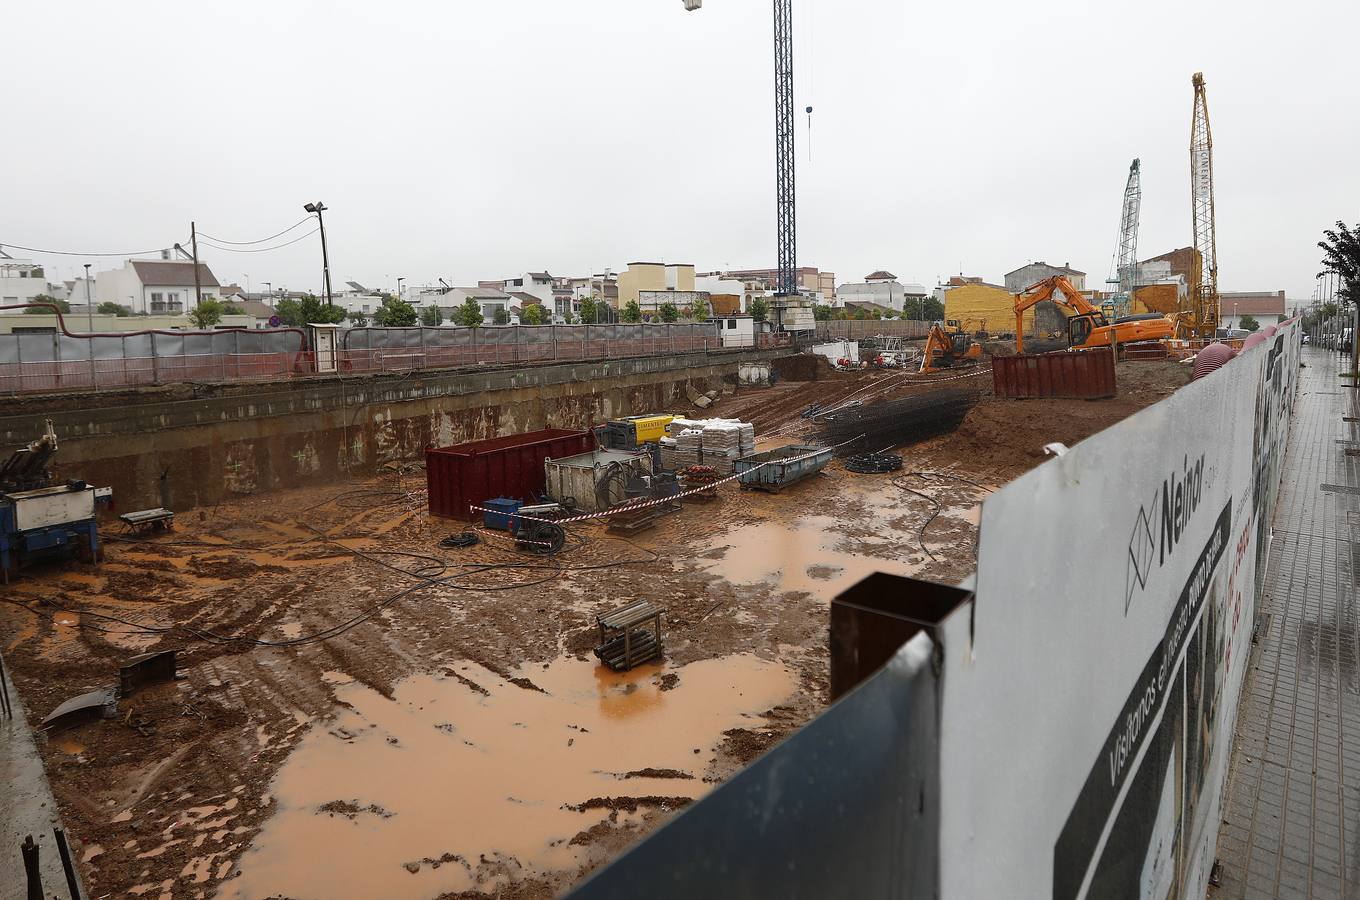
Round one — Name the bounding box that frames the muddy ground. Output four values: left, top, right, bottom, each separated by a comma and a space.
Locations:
0, 355, 1189, 899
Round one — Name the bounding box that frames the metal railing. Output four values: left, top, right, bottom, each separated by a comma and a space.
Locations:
0, 325, 807, 395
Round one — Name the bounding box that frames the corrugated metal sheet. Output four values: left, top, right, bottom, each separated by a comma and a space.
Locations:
426, 428, 593, 520
992, 348, 1116, 399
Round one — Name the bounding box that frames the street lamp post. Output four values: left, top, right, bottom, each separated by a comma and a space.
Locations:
303, 202, 334, 307
84, 263, 93, 332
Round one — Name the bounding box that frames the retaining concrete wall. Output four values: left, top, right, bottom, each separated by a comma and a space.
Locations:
8, 349, 786, 511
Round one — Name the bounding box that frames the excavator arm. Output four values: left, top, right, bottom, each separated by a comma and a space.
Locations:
1013, 276, 1101, 353
920, 322, 982, 374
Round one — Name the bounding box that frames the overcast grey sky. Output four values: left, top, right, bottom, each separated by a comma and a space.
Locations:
3, 0, 1356, 300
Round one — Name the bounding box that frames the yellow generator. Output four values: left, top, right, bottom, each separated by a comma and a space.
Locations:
599, 415, 674, 449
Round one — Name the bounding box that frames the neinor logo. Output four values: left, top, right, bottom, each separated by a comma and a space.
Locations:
1125, 453, 1206, 614
1159, 454, 1205, 565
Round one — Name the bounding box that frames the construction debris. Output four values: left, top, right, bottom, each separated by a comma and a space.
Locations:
40, 688, 118, 732
118, 650, 179, 697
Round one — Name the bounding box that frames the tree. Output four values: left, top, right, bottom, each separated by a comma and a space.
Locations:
96, 301, 130, 316
373, 295, 418, 327
579, 295, 600, 325
25, 296, 70, 314
621, 299, 642, 323
420, 304, 443, 326
902, 296, 924, 320
276, 294, 344, 326
493, 307, 510, 325
1320, 302, 1339, 320
221, 302, 244, 316
658, 302, 679, 323
520, 303, 546, 326
1238, 314, 1260, 332
691, 297, 710, 321
922, 297, 945, 321
813, 303, 834, 321
1318, 219, 1360, 307
749, 297, 768, 322
456, 295, 484, 327
347, 310, 369, 327
188, 299, 225, 329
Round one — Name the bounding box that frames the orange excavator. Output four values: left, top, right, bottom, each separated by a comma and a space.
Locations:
920, 320, 983, 374
1013, 275, 1174, 354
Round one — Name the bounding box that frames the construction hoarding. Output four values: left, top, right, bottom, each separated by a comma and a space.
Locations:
569, 321, 1301, 899
942, 318, 1300, 898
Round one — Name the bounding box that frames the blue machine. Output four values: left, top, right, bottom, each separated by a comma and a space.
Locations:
0, 420, 112, 581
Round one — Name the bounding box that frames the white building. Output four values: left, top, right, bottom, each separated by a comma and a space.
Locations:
836, 271, 925, 313
485, 272, 554, 307
0, 255, 54, 309
95, 257, 221, 315
1004, 261, 1086, 293
712, 314, 756, 347
448, 287, 514, 324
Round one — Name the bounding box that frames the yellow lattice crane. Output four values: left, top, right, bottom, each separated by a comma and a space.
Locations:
1187, 72, 1219, 339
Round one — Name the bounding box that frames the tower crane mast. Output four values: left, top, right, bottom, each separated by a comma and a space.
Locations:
1108, 158, 1142, 318
684, 0, 797, 298
1189, 72, 1219, 338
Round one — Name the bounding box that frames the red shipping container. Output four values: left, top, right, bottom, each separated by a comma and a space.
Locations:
426, 428, 594, 520
992, 348, 1116, 399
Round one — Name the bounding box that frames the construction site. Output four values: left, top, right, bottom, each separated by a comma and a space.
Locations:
0, 344, 1198, 899
4, 0, 1357, 895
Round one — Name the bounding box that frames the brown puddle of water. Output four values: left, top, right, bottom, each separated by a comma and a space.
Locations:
699, 514, 923, 600
225, 654, 795, 899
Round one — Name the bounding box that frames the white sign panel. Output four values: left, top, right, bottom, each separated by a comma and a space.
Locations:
939, 322, 1300, 899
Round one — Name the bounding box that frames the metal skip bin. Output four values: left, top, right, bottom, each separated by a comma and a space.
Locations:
991, 348, 1116, 400
734, 444, 833, 492
543, 450, 651, 513
425, 428, 594, 521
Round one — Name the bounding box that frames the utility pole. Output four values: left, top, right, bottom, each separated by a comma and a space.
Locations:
190, 221, 203, 306
303, 202, 333, 306
84, 263, 93, 332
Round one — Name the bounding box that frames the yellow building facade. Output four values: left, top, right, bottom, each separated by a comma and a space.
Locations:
617, 263, 695, 307
943, 283, 1036, 335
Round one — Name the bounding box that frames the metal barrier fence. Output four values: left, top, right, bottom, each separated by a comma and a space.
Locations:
0, 323, 799, 395
813, 319, 933, 340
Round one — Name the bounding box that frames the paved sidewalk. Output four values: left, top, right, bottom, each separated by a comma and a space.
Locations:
1216, 347, 1360, 899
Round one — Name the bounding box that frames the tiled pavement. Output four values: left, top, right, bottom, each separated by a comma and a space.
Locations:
1216, 347, 1360, 899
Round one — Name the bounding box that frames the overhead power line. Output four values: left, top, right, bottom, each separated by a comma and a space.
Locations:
0, 241, 175, 258
195, 216, 314, 245
196, 226, 320, 254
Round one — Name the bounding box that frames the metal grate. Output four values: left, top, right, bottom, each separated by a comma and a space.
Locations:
1321, 483, 1360, 495
1353, 543, 1360, 587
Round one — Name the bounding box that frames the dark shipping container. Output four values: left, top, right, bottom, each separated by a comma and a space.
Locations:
991, 347, 1116, 400
426, 428, 594, 520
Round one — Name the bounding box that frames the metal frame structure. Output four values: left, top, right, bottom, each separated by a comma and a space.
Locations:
1111, 159, 1141, 316
1189, 73, 1219, 337
772, 0, 797, 297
